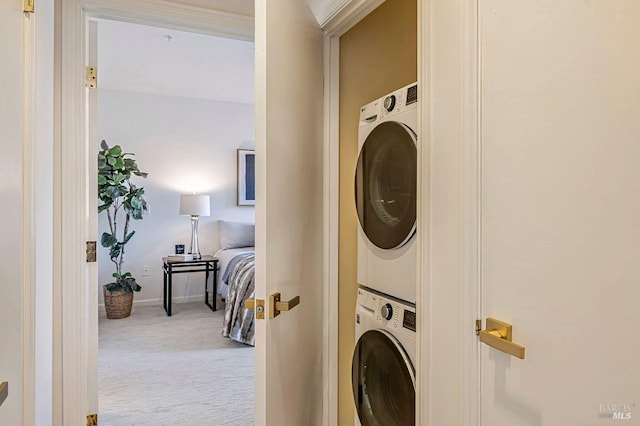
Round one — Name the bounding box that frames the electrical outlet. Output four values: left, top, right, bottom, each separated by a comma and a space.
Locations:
142, 265, 151, 276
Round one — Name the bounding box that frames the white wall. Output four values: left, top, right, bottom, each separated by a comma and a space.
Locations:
97, 90, 254, 305
34, 0, 55, 423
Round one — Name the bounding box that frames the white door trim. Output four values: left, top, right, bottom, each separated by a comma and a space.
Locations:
420, 0, 481, 424
322, 33, 340, 426
23, 10, 36, 426
460, 0, 481, 424
320, 3, 388, 425
320, 1, 434, 425
415, 0, 430, 423
56, 2, 256, 424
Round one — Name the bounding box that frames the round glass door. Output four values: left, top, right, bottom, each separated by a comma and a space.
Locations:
355, 121, 417, 249
352, 330, 415, 426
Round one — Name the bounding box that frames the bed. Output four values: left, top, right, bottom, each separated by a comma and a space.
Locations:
216, 220, 256, 346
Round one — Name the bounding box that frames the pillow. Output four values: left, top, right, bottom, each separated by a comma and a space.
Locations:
219, 220, 255, 249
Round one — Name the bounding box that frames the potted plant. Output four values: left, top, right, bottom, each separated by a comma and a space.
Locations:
98, 140, 148, 319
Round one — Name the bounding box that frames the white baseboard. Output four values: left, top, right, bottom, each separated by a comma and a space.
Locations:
98, 293, 207, 311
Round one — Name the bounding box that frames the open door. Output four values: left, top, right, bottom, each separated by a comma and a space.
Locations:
86, 19, 99, 422
254, 0, 325, 424
477, 1, 640, 424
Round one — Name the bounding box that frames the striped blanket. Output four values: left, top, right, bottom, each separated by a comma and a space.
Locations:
222, 254, 255, 346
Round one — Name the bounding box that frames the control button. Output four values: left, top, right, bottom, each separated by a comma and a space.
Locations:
381, 303, 393, 321
384, 95, 396, 112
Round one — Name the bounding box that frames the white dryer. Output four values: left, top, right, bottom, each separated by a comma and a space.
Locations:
352, 286, 416, 426
356, 83, 418, 304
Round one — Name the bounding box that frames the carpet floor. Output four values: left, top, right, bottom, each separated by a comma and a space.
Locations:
99, 301, 255, 426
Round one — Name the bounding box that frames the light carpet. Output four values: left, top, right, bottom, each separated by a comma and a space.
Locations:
99, 301, 255, 426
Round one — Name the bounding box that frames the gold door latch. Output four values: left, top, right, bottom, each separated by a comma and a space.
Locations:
244, 298, 265, 320
478, 318, 526, 359
269, 293, 300, 319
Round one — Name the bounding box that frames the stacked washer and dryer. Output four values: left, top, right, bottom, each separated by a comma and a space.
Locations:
352, 83, 418, 426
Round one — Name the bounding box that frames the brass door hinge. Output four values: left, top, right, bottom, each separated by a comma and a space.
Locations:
23, 0, 34, 13
87, 413, 97, 426
86, 241, 97, 263
244, 298, 265, 320
86, 66, 97, 89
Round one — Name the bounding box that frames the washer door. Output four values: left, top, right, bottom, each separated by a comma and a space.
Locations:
355, 121, 417, 249
352, 329, 415, 426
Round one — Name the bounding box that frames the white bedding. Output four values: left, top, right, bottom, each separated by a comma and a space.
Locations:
215, 246, 255, 299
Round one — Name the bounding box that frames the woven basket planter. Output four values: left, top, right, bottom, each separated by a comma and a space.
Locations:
103, 287, 134, 319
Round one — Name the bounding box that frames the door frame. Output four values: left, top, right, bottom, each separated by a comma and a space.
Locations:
321, 1, 435, 425
421, 0, 482, 424
56, 1, 262, 424
21, 1, 56, 424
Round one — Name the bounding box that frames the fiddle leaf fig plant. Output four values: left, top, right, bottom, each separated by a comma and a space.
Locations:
98, 140, 148, 293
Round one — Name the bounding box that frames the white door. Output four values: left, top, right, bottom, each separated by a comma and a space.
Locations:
254, 0, 325, 425
0, 1, 25, 424
479, 1, 640, 424
86, 19, 100, 420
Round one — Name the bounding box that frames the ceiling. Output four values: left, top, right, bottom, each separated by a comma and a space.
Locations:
97, 19, 255, 104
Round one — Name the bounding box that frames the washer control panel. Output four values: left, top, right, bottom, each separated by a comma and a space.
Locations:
359, 82, 418, 125
356, 287, 416, 333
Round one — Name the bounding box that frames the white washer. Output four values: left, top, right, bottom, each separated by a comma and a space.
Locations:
356, 83, 418, 304
352, 286, 416, 426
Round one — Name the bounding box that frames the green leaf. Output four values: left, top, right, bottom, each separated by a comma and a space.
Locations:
101, 232, 118, 248
100, 140, 109, 150
107, 156, 116, 166
98, 203, 111, 213
104, 282, 120, 292
97, 174, 107, 185
109, 245, 121, 260
112, 173, 126, 184
123, 231, 136, 244
130, 197, 142, 210
109, 145, 123, 156
114, 157, 125, 169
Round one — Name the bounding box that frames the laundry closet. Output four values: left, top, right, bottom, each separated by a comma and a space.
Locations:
337, 0, 417, 424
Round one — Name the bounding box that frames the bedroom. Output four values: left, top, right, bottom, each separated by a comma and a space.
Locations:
95, 19, 257, 425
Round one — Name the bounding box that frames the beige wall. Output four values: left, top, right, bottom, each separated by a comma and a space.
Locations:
338, 1, 417, 423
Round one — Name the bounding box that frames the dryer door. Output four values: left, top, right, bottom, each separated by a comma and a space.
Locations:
355, 121, 417, 249
352, 329, 415, 426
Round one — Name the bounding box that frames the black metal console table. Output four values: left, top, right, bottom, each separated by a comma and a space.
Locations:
162, 255, 219, 316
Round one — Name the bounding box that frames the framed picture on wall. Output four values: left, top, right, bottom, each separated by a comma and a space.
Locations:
237, 149, 255, 206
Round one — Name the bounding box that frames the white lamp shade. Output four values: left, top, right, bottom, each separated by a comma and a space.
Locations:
180, 194, 210, 216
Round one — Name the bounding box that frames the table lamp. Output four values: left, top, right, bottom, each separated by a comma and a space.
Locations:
179, 194, 210, 259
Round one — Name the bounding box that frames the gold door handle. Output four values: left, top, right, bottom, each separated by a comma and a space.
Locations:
478, 318, 526, 359
269, 293, 300, 318
243, 298, 265, 319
